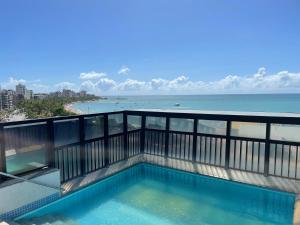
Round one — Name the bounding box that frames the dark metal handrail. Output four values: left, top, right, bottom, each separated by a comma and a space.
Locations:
1, 109, 300, 183
0, 171, 64, 191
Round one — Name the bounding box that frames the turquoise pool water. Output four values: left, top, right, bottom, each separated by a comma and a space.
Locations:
18, 164, 295, 225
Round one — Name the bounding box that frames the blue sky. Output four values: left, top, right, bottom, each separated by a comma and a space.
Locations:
0, 0, 300, 95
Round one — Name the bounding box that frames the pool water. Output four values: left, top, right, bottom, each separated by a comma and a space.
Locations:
18, 164, 295, 225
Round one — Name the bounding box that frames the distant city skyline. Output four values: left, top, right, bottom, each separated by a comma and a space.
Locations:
1, 0, 300, 95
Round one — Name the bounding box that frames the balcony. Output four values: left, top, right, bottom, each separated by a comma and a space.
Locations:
0, 110, 300, 222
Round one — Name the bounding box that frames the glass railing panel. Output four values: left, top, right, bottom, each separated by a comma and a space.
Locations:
127, 115, 142, 131
4, 122, 48, 175
108, 113, 123, 135
84, 115, 104, 140
146, 116, 166, 130
54, 119, 79, 147
271, 124, 300, 142
170, 118, 193, 132
197, 119, 226, 135
231, 122, 266, 139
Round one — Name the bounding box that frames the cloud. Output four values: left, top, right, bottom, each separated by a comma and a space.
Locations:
78, 68, 300, 95
118, 66, 130, 75
0, 77, 50, 92
55, 81, 75, 90
3, 68, 300, 95
81, 78, 117, 94
118, 79, 149, 91
79, 71, 106, 80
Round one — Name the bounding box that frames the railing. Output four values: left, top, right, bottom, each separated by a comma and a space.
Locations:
0, 171, 63, 191
1, 110, 300, 183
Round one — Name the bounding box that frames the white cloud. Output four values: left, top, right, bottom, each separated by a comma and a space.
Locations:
55, 81, 75, 90
0, 77, 50, 92
118, 66, 130, 75
80, 78, 117, 94
79, 71, 106, 80
3, 68, 300, 95
0, 77, 26, 89
118, 79, 149, 91
78, 68, 300, 95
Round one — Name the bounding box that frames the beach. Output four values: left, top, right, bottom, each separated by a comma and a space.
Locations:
64, 103, 83, 114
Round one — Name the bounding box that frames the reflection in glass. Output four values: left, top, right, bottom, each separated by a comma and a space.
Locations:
231, 122, 266, 139
109, 113, 123, 135
198, 120, 226, 135
85, 116, 104, 140
128, 115, 142, 131
170, 118, 193, 132
4, 123, 47, 174
54, 119, 79, 147
146, 116, 166, 130
271, 124, 300, 142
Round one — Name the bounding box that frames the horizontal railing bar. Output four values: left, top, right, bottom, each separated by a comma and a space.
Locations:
125, 110, 300, 125
168, 130, 194, 135
127, 129, 142, 134
2, 110, 300, 127
197, 132, 226, 139
108, 132, 125, 138
0, 111, 125, 126
144, 128, 166, 132
0, 171, 64, 191
230, 136, 266, 142
269, 139, 300, 146
54, 142, 81, 150
84, 136, 105, 144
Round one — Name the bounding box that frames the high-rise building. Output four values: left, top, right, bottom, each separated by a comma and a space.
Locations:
62, 89, 75, 98
79, 90, 87, 97
1, 90, 15, 110
16, 84, 26, 96
0, 87, 2, 111
33, 93, 49, 100
25, 90, 33, 100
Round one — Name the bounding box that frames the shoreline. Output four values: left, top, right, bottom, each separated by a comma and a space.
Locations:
64, 102, 84, 115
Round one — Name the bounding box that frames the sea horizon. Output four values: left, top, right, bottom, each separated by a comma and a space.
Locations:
72, 93, 300, 114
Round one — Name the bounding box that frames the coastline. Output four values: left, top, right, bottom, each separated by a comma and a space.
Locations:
64, 102, 83, 115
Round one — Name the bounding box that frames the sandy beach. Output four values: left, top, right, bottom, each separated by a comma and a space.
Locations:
64, 103, 83, 114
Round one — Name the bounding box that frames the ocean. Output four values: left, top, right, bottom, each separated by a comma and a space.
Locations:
72, 94, 300, 114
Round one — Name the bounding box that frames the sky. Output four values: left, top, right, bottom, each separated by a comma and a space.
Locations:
0, 0, 300, 95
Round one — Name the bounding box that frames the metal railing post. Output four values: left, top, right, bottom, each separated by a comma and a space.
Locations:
79, 116, 86, 175
140, 115, 146, 154
46, 119, 55, 168
264, 123, 271, 176
164, 117, 170, 157
123, 112, 128, 159
225, 120, 231, 169
0, 124, 7, 181
104, 114, 109, 166
192, 119, 198, 162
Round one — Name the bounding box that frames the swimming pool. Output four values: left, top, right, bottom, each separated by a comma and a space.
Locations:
17, 163, 295, 225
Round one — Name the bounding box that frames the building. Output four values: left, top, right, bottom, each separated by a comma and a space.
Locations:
25, 90, 33, 100
1, 89, 15, 110
33, 93, 49, 100
16, 84, 26, 96
49, 91, 63, 98
62, 89, 76, 98
79, 90, 87, 97
0, 91, 2, 111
